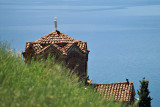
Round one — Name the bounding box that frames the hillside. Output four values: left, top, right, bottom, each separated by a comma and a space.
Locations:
0, 41, 126, 107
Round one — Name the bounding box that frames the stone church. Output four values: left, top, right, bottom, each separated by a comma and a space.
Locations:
22, 19, 135, 104
22, 30, 89, 80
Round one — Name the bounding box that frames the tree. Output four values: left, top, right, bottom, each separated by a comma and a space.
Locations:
137, 77, 152, 107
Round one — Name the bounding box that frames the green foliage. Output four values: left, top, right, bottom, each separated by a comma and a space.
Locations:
137, 77, 152, 107
0, 41, 127, 107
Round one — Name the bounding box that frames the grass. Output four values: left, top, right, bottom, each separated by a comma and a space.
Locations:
0, 41, 129, 107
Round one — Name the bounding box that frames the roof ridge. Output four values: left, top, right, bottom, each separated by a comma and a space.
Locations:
36, 45, 51, 54
96, 82, 133, 85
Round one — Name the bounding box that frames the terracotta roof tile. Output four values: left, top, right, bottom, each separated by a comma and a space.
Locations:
96, 82, 134, 103
24, 31, 89, 55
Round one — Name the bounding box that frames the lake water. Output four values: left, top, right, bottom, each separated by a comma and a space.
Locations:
0, 0, 160, 106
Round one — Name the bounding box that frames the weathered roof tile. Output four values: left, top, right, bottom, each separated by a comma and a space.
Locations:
24, 31, 89, 55
96, 82, 135, 103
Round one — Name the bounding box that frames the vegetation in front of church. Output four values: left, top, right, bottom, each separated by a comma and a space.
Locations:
3, 41, 153, 107
0, 41, 128, 107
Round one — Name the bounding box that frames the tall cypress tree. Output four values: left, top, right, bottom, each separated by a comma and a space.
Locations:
137, 77, 152, 107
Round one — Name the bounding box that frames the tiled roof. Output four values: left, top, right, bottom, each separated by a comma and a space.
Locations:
96, 82, 135, 103
24, 31, 89, 55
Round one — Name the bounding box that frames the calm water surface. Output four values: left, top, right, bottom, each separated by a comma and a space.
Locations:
0, 0, 160, 106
